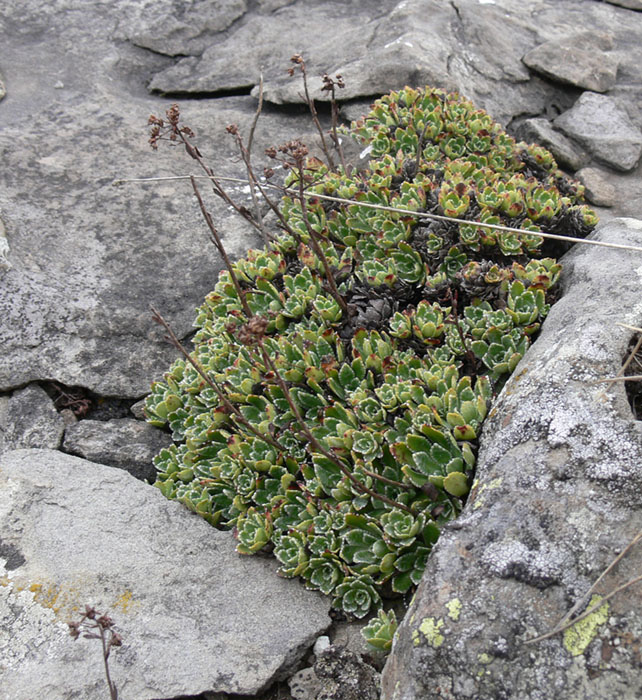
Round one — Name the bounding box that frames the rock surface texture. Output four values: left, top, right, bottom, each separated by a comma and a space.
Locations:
1, 0, 642, 698
1, 0, 641, 399
381, 219, 642, 699
0, 449, 331, 700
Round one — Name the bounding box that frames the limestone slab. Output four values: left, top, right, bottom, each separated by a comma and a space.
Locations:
0, 449, 331, 700
0, 384, 65, 454
523, 32, 618, 93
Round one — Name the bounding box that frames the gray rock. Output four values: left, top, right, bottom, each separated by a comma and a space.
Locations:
0, 71, 5, 101
604, 0, 642, 9
522, 31, 618, 93
0, 384, 65, 453
148, 0, 567, 126
0, 81, 316, 398
121, 0, 247, 57
289, 666, 324, 700
129, 397, 147, 420
0, 215, 10, 273
576, 167, 618, 207
554, 92, 642, 171
0, 449, 331, 700
314, 645, 380, 700
62, 418, 172, 482
511, 117, 589, 171
382, 218, 642, 699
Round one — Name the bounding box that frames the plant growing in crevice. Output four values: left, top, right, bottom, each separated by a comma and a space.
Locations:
144, 71, 597, 626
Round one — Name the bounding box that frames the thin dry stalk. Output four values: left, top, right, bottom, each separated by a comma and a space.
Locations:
289, 54, 336, 171
189, 176, 253, 319
593, 323, 642, 386
150, 307, 286, 453
292, 161, 350, 316
525, 530, 642, 645
231, 75, 270, 244
113, 174, 642, 256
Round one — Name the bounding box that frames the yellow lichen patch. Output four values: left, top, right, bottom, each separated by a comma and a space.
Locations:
418, 617, 445, 648
446, 598, 462, 621
112, 589, 138, 614
472, 477, 503, 510
27, 580, 82, 617
563, 595, 609, 657
477, 652, 493, 664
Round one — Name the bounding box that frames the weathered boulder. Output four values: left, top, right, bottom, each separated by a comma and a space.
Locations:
554, 92, 642, 171
0, 384, 65, 453
522, 31, 618, 93
0, 449, 331, 700
62, 418, 172, 482
382, 218, 642, 699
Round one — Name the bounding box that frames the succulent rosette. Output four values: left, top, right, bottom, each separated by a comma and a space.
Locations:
146, 84, 597, 626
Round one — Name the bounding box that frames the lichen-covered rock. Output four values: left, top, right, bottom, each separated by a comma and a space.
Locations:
314, 646, 380, 700
382, 218, 642, 699
0, 449, 331, 700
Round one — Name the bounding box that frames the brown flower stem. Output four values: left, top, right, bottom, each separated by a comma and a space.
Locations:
232, 76, 271, 244
446, 288, 477, 367
150, 307, 286, 453
296, 59, 336, 172
174, 127, 265, 235
256, 338, 415, 514
294, 161, 350, 316
327, 82, 348, 173
361, 469, 412, 491
189, 176, 253, 319
100, 633, 118, 700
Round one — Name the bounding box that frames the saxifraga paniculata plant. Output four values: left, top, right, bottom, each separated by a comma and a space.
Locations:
145, 83, 598, 623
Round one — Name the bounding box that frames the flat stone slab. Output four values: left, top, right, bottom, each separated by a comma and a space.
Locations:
382, 218, 642, 699
522, 31, 618, 93
0, 449, 331, 700
62, 418, 172, 482
554, 92, 642, 171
